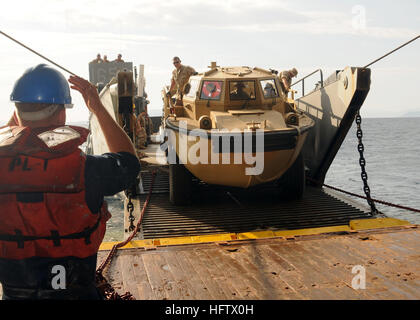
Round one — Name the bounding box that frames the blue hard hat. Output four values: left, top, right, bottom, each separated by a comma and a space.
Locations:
10, 64, 73, 107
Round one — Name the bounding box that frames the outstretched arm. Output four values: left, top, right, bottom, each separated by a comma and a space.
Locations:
68, 75, 137, 157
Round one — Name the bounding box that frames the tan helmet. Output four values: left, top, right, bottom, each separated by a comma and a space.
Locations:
290, 68, 298, 77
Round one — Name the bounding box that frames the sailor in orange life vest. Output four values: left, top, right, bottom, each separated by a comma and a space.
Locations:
0, 64, 140, 300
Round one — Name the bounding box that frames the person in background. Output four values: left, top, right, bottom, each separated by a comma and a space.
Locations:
103, 55, 110, 63
141, 102, 154, 144
263, 82, 277, 98
0, 64, 140, 300
279, 68, 298, 93
91, 53, 103, 63
167, 56, 196, 106
114, 54, 124, 62
135, 111, 147, 154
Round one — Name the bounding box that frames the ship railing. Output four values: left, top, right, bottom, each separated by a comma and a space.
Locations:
291, 68, 323, 98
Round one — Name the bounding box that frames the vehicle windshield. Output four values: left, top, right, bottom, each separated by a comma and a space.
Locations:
186, 78, 200, 98
229, 81, 256, 100
200, 80, 223, 100
260, 79, 279, 98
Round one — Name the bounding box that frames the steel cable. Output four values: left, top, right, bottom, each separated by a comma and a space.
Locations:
0, 30, 77, 76
307, 177, 420, 214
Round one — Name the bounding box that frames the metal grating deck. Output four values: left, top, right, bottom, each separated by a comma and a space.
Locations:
137, 171, 371, 239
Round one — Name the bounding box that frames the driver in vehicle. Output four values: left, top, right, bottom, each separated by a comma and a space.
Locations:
230, 82, 250, 100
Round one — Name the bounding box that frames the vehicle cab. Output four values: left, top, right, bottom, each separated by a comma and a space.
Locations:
166, 64, 297, 131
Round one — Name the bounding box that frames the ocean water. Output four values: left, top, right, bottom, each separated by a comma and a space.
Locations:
324, 117, 420, 225
1, 118, 419, 241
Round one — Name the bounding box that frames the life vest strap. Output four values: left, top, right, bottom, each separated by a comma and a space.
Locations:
0, 215, 101, 249
50, 230, 61, 247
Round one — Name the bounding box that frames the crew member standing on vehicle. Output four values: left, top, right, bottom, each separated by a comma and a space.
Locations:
168, 56, 196, 105
279, 68, 298, 95
0, 64, 140, 300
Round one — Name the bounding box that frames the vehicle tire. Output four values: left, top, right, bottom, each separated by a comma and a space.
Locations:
277, 153, 305, 200
169, 163, 192, 205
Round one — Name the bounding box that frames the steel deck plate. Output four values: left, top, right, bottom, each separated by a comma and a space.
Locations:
137, 172, 371, 239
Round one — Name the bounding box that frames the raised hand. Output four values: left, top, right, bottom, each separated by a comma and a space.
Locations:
68, 75, 101, 113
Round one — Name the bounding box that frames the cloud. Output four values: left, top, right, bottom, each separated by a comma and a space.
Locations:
2, 0, 417, 40
70, 32, 169, 45
181, 5, 418, 39
0, 0, 419, 121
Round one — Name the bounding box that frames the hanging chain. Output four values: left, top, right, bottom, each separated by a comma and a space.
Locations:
126, 188, 136, 232
96, 171, 157, 300
127, 197, 135, 231
355, 111, 378, 215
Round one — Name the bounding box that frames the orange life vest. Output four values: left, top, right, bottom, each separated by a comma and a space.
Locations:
0, 125, 110, 260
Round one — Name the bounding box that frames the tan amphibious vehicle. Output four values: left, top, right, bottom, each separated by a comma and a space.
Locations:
162, 63, 315, 205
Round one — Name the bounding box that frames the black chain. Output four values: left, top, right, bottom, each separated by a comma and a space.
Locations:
355, 111, 378, 215
126, 190, 136, 232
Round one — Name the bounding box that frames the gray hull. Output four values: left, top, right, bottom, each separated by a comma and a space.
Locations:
296, 67, 371, 183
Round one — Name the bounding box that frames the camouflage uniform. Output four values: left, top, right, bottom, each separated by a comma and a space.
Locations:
170, 65, 196, 100
144, 115, 154, 138
135, 113, 147, 154
279, 68, 298, 97
280, 70, 294, 89
91, 58, 103, 63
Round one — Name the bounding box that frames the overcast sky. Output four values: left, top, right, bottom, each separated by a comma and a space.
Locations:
0, 0, 419, 122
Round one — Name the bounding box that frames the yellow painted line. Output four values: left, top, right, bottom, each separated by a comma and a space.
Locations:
99, 217, 412, 251
273, 225, 352, 237
237, 230, 276, 240
349, 217, 411, 231
236, 225, 353, 240
99, 239, 154, 251
156, 233, 236, 246
99, 233, 237, 251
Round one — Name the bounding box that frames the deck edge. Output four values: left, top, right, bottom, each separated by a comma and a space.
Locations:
99, 217, 413, 251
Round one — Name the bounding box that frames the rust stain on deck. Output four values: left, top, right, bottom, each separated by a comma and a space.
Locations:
1, 225, 418, 300
96, 226, 419, 300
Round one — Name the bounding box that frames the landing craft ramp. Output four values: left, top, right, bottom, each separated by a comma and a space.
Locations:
135, 171, 371, 240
